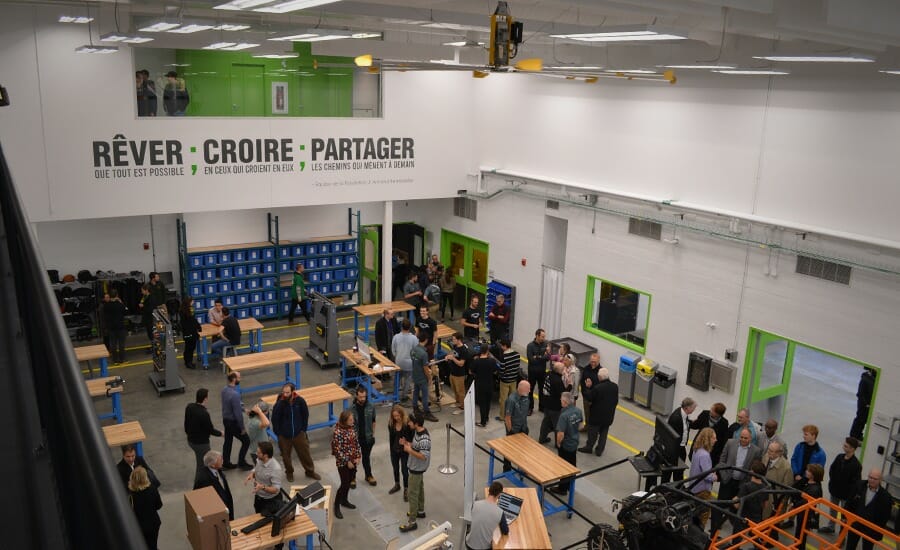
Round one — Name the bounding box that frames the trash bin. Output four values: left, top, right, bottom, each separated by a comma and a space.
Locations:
651, 365, 677, 415
550, 337, 597, 366
618, 352, 641, 400
634, 358, 658, 408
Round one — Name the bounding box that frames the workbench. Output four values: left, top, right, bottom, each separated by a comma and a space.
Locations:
340, 348, 400, 404
75, 344, 110, 377
224, 348, 302, 396
351, 300, 416, 342
198, 317, 265, 368
261, 383, 351, 432
229, 508, 317, 550
85, 375, 123, 423
103, 420, 145, 456
486, 487, 551, 550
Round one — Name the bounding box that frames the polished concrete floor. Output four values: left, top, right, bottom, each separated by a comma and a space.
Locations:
86, 312, 880, 549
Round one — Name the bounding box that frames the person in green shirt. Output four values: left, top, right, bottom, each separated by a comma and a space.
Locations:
288, 263, 310, 323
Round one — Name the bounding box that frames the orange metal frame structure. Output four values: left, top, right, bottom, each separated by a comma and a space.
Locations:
711, 495, 898, 549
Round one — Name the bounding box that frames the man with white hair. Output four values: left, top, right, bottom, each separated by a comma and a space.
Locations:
579, 367, 618, 456
579, 353, 602, 431
193, 450, 234, 520
844, 468, 893, 550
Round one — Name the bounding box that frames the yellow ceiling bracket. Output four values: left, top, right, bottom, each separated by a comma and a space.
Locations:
354, 54, 373, 67
313, 59, 319, 70
663, 70, 677, 84
514, 58, 543, 72
367, 66, 380, 74
585, 77, 598, 83
472, 70, 490, 78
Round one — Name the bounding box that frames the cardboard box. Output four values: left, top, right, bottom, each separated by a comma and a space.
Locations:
185, 486, 231, 550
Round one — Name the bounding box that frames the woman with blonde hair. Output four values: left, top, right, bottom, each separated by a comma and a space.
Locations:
387, 404, 414, 500
331, 409, 361, 519
689, 427, 719, 528
128, 466, 163, 549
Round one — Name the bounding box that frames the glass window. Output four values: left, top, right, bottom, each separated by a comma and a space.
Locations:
583, 276, 651, 353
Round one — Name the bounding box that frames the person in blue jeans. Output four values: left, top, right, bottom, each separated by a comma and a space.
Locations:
211, 307, 240, 361
410, 333, 437, 422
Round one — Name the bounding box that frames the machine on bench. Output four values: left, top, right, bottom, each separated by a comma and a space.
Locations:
148, 305, 185, 396
306, 291, 340, 369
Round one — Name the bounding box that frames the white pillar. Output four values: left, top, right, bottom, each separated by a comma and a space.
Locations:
381, 201, 393, 303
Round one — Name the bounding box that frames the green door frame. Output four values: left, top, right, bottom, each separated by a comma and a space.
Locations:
740, 327, 880, 459
360, 224, 380, 304
440, 229, 489, 300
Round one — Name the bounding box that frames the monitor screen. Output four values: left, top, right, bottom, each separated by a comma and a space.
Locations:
270, 494, 300, 537
356, 336, 371, 362
652, 415, 681, 467
157, 271, 174, 287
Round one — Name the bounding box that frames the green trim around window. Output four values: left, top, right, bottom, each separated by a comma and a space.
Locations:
582, 275, 651, 354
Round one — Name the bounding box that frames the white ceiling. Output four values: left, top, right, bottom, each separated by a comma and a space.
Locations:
20, 0, 900, 76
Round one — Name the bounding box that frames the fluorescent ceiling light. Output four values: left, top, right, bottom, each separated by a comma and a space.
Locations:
140, 21, 181, 32
269, 33, 318, 41
252, 53, 300, 59
605, 69, 657, 74
421, 22, 491, 33
204, 42, 237, 49
165, 63, 192, 67
661, 64, 735, 69
99, 33, 155, 44
552, 27, 686, 42
213, 24, 252, 31
75, 45, 118, 54
253, 0, 342, 14
713, 69, 790, 75
878, 69, 900, 75
269, 30, 351, 42
351, 32, 381, 39
546, 65, 603, 70
124, 36, 154, 44
168, 24, 216, 34
752, 54, 874, 63
214, 0, 273, 10
443, 41, 485, 47
221, 43, 260, 50
59, 16, 94, 24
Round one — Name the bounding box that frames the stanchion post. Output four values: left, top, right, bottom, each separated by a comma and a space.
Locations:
438, 423, 458, 475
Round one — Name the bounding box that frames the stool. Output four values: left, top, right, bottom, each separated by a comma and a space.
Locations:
220, 345, 237, 373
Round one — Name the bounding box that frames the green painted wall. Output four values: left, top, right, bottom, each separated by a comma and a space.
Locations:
174, 44, 355, 117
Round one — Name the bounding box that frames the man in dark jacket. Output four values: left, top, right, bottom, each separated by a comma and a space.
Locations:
374, 308, 400, 362
103, 289, 128, 364
193, 450, 234, 520
211, 307, 241, 358
850, 368, 875, 441
579, 367, 618, 456
579, 353, 602, 432
352, 386, 377, 486
526, 329, 551, 414
666, 397, 696, 481
537, 362, 567, 444
184, 388, 222, 476
821, 436, 862, 534
689, 402, 730, 465
844, 469, 893, 550
116, 444, 160, 490
271, 382, 320, 483
487, 294, 510, 344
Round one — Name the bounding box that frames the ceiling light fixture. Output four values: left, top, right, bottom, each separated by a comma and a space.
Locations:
100, 33, 155, 44
713, 69, 790, 75
204, 42, 237, 49
552, 26, 687, 42
752, 54, 874, 63
253, 0, 342, 14
878, 69, 900, 75
421, 22, 491, 33
212, 24, 252, 31
139, 21, 181, 32
252, 53, 300, 59
269, 30, 351, 41
661, 64, 735, 69
59, 16, 94, 24
605, 69, 657, 74
351, 32, 381, 39
545, 65, 603, 70
75, 45, 118, 54
214, 0, 273, 10
167, 24, 216, 34
221, 43, 260, 50
443, 40, 486, 47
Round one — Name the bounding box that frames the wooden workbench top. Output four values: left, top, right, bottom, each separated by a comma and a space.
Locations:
187, 241, 279, 254
200, 317, 264, 337
435, 323, 455, 340
297, 234, 353, 244
224, 348, 302, 374
487, 487, 551, 550
261, 383, 350, 408
74, 344, 110, 361
103, 421, 145, 448
85, 376, 123, 398
340, 349, 399, 376
486, 433, 580, 485
229, 509, 317, 550
352, 300, 416, 318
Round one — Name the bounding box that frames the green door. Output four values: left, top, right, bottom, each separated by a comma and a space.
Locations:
741, 330, 795, 427
441, 229, 489, 308
360, 225, 379, 304
230, 64, 265, 116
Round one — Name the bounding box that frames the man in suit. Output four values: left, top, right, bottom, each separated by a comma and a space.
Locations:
711, 428, 762, 533
194, 450, 235, 520
689, 402, 730, 465
116, 444, 160, 490
374, 308, 400, 362
844, 468, 893, 550
579, 367, 618, 456
664, 397, 696, 481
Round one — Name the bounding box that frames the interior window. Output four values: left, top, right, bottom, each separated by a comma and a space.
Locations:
583, 275, 651, 353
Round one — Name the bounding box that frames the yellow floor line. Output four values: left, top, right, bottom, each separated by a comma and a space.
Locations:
609, 434, 640, 454
616, 404, 655, 427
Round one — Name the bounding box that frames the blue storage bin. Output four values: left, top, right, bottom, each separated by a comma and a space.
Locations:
333, 269, 347, 281
280, 302, 291, 314
279, 261, 292, 273
203, 253, 217, 266
247, 264, 260, 275
189, 284, 202, 297
263, 262, 275, 274
251, 305, 264, 318
220, 266, 233, 279
319, 257, 331, 268
261, 276, 276, 288
250, 292, 263, 303
306, 258, 318, 269
188, 271, 202, 282
264, 304, 278, 317
237, 308, 250, 319
262, 248, 275, 260
233, 250, 246, 262
318, 283, 330, 294
234, 265, 247, 277
219, 281, 232, 293
193, 297, 205, 310
204, 283, 218, 295
346, 255, 357, 266
279, 288, 291, 300
331, 241, 343, 253
196, 314, 205, 325
317, 243, 328, 254
292, 245, 305, 257
219, 252, 231, 264
344, 281, 356, 292
223, 295, 235, 307
322, 270, 333, 281
264, 290, 277, 302
233, 279, 246, 291
306, 244, 318, 256
246, 278, 260, 289
332, 255, 344, 266
345, 240, 356, 252
189, 255, 204, 268
347, 268, 358, 278
247, 248, 261, 261
236, 293, 249, 305
203, 268, 217, 280
309, 271, 321, 283
279, 246, 292, 258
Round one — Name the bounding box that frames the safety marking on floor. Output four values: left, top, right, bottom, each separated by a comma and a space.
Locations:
615, 404, 655, 427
